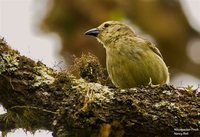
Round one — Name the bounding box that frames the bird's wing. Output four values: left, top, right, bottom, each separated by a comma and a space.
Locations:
148, 42, 163, 59
130, 36, 163, 59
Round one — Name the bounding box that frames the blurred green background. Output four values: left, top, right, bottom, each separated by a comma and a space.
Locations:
41, 0, 200, 87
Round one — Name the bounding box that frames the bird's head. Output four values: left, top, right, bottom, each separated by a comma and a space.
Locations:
85, 21, 135, 46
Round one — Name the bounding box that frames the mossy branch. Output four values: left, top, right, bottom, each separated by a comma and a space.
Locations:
0, 38, 199, 137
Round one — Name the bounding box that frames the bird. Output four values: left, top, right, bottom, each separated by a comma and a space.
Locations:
85, 21, 169, 89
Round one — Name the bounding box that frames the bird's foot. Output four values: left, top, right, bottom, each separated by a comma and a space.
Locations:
148, 78, 160, 88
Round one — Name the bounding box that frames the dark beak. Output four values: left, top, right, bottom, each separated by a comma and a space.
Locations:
84, 28, 100, 37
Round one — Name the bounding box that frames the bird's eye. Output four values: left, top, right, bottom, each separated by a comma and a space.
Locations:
104, 23, 110, 28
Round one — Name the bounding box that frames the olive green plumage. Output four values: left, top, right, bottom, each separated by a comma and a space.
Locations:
85, 21, 169, 88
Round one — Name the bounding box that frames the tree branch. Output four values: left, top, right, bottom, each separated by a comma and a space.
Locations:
0, 38, 199, 137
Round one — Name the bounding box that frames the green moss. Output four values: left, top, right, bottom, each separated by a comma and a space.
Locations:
154, 101, 170, 108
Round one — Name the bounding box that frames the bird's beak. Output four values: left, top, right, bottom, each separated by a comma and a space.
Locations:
84, 28, 100, 37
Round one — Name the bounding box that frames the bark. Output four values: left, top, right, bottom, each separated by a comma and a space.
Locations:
0, 38, 199, 137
